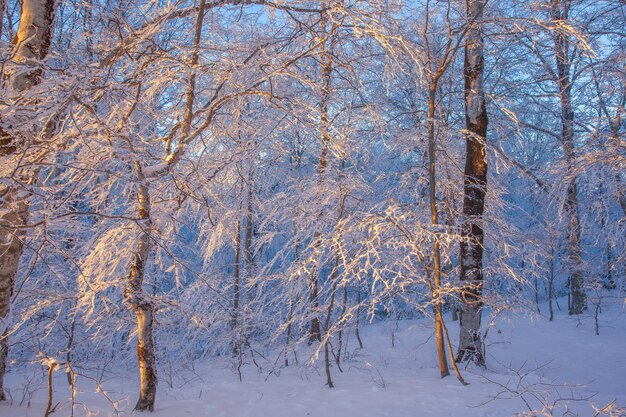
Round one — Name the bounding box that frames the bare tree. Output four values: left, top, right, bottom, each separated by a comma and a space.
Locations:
550, 0, 586, 315
308, 0, 334, 344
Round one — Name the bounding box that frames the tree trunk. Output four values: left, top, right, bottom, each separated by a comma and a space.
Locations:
242, 182, 254, 346
551, 0, 586, 315
336, 282, 347, 366
323, 256, 340, 388
309, 250, 322, 342
355, 281, 363, 349
548, 230, 555, 321
125, 163, 157, 411
0, 330, 7, 401
309, 1, 332, 344
285, 227, 300, 366
0, 0, 57, 400
426, 86, 450, 378
457, 0, 488, 367
0, 0, 5, 42
6, 0, 56, 91
231, 205, 242, 354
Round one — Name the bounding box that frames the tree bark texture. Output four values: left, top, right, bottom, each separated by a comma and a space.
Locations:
0, 0, 57, 401
457, 0, 488, 367
125, 163, 157, 411
551, 0, 586, 315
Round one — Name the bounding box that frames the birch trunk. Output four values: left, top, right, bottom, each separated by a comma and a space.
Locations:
125, 163, 157, 411
0, 0, 56, 400
551, 0, 586, 315
6, 0, 56, 91
457, 0, 488, 366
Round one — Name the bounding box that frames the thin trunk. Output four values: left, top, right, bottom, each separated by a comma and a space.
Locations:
123, 0, 208, 408
599, 194, 615, 290
323, 335, 334, 387
442, 317, 467, 385
0, 0, 5, 41
83, 0, 94, 60
181, 0, 206, 140
0, 0, 57, 400
44, 362, 57, 417
323, 257, 339, 388
567, 277, 571, 311
427, 86, 450, 378
355, 281, 363, 349
285, 234, 299, 367
309, 243, 322, 342
336, 282, 347, 367
243, 185, 253, 282
309, 1, 332, 343
534, 277, 541, 314
125, 163, 157, 411
323, 190, 346, 387
0, 330, 7, 401
242, 182, 254, 346
419, 0, 463, 377
616, 173, 626, 219
457, 0, 487, 367
548, 236, 555, 321
231, 206, 242, 354
66, 317, 75, 386
607, 244, 614, 290
551, 0, 586, 315
284, 297, 293, 367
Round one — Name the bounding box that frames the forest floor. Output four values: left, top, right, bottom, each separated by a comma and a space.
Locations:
1, 295, 625, 417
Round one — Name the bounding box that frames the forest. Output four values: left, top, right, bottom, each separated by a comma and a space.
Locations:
0, 0, 624, 416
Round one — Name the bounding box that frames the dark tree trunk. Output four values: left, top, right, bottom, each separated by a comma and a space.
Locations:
0, 330, 7, 401
231, 206, 242, 354
551, 0, 586, 315
457, 0, 488, 367
355, 281, 363, 349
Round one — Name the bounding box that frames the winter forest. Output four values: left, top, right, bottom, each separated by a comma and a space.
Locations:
0, 0, 624, 415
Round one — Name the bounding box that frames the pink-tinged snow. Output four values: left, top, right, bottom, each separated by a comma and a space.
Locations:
2, 298, 625, 417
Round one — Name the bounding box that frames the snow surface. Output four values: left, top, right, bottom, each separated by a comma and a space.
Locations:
1, 298, 625, 417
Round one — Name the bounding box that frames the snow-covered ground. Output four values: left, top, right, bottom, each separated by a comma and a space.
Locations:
2, 297, 625, 417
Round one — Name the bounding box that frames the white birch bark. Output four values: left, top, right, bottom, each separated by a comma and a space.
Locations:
0, 0, 56, 401
125, 162, 158, 411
